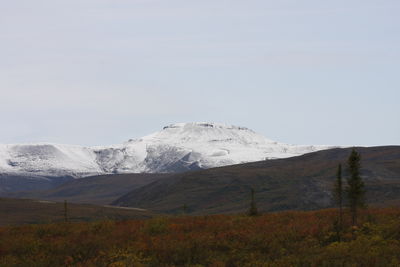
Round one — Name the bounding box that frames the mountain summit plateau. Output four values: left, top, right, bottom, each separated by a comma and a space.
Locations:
0, 122, 337, 177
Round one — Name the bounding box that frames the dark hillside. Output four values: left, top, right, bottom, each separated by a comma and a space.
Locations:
7, 173, 171, 205
113, 146, 400, 214
0, 175, 73, 194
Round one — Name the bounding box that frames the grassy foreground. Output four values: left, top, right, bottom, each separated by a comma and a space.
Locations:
1, 208, 399, 266
0, 198, 155, 226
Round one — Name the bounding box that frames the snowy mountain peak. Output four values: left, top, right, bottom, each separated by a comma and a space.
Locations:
163, 122, 253, 132
137, 122, 275, 147
0, 123, 339, 178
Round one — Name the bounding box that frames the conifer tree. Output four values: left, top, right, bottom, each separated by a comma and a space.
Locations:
248, 188, 259, 216
64, 200, 69, 223
333, 163, 343, 241
346, 148, 365, 226
182, 204, 188, 215
333, 164, 343, 225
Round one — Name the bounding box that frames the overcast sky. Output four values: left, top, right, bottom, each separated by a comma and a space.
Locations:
1, 0, 399, 146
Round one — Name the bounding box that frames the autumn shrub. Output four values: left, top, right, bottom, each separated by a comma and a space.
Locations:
143, 217, 169, 235
0, 208, 399, 266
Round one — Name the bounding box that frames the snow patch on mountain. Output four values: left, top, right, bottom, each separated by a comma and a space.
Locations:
0, 123, 338, 178
0, 144, 103, 177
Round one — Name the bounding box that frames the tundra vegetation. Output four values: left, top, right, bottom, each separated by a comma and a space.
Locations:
1, 208, 399, 266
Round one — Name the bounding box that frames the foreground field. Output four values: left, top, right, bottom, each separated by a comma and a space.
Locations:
0, 198, 155, 226
1, 208, 400, 266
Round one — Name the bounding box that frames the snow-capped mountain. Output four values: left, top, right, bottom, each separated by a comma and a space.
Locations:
0, 123, 338, 178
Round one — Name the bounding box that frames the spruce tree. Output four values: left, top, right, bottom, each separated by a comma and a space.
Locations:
333, 164, 343, 240
64, 200, 69, 223
182, 204, 188, 215
333, 164, 343, 224
248, 188, 259, 216
346, 148, 365, 226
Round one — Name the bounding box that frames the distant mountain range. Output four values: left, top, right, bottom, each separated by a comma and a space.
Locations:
2, 122, 398, 216
0, 122, 337, 193
8, 146, 400, 215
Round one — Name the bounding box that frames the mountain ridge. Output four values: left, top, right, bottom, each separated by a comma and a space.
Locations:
0, 122, 337, 179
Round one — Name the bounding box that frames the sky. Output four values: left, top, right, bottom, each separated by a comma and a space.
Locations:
0, 0, 399, 146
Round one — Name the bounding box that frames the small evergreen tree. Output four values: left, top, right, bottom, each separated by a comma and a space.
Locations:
346, 148, 365, 226
333, 164, 343, 241
333, 164, 344, 225
182, 204, 188, 215
64, 200, 69, 222
248, 188, 259, 216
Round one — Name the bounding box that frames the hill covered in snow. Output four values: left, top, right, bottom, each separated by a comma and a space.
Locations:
0, 123, 337, 178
